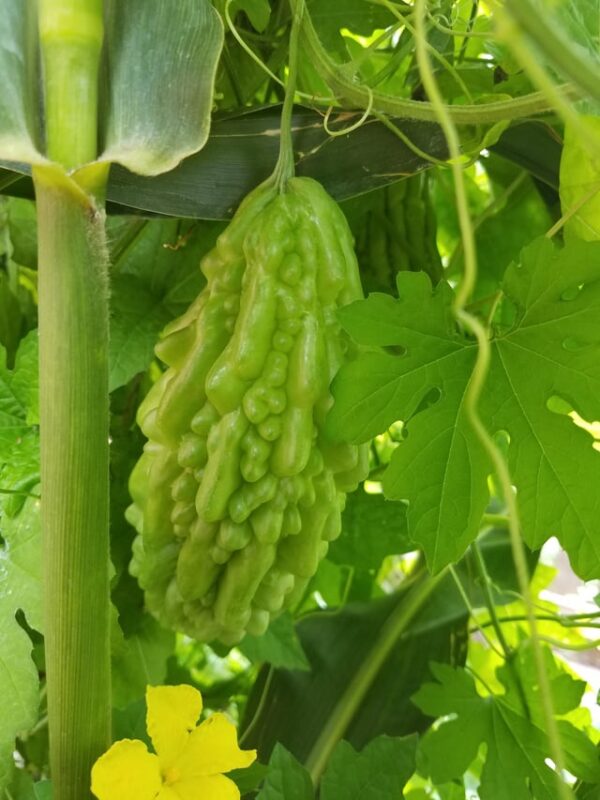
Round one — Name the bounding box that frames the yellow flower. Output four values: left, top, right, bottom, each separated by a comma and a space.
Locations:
91, 685, 256, 800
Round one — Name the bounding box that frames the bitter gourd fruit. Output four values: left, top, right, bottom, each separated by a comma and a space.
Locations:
343, 172, 443, 293
127, 177, 369, 645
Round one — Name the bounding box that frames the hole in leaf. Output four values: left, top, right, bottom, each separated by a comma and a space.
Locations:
383, 344, 406, 357
388, 420, 407, 443
414, 386, 443, 415
546, 395, 573, 416
546, 395, 600, 452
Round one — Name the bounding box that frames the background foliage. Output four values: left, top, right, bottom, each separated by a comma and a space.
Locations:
1, 0, 600, 797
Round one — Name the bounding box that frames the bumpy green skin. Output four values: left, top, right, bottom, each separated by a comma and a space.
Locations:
345, 172, 443, 293
127, 177, 369, 645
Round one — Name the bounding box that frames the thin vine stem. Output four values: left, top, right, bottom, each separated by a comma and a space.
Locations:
0, 487, 41, 499
457, 0, 479, 63
471, 542, 531, 718
344, 21, 405, 75
535, 636, 600, 652
272, 0, 304, 190
413, 0, 570, 796
449, 564, 505, 658
425, 12, 489, 39
371, 0, 477, 108
372, 112, 451, 167
238, 666, 275, 747
471, 543, 513, 658
476, 614, 600, 631
224, 0, 336, 105
323, 93, 373, 137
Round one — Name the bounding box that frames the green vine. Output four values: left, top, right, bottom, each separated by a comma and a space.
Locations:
413, 0, 571, 796
289, 0, 579, 124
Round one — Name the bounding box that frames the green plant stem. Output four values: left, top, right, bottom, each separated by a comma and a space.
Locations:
476, 614, 600, 630
504, 0, 600, 106
414, 0, 570, 795
457, 0, 479, 64
36, 3, 110, 796
449, 565, 504, 657
273, 0, 304, 190
304, 568, 448, 784
34, 166, 111, 800
38, 0, 104, 168
471, 543, 530, 719
481, 511, 509, 528
535, 636, 600, 652
288, 0, 578, 124
471, 542, 513, 657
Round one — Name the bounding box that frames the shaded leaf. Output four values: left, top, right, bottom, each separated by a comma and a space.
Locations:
109, 276, 171, 392
0, 496, 42, 791
330, 489, 411, 570
229, 761, 269, 796
413, 661, 600, 798
32, 781, 52, 800
0, 336, 35, 457
111, 613, 175, 709
7, 199, 37, 270
111, 219, 213, 303
256, 744, 314, 800
320, 735, 417, 800
112, 698, 150, 747
1, 120, 563, 219
497, 643, 587, 725
106, 108, 446, 218
240, 613, 310, 672
229, 0, 271, 33
108, 219, 218, 390
2, 109, 447, 218
306, 0, 396, 59
490, 120, 562, 189
0, 333, 39, 519
241, 571, 468, 764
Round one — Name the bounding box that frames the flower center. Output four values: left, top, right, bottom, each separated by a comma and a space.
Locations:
163, 767, 181, 785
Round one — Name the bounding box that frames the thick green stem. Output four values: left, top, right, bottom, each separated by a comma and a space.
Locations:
35, 2, 110, 796
33, 166, 111, 800
288, 0, 579, 124
504, 0, 600, 106
38, 0, 104, 168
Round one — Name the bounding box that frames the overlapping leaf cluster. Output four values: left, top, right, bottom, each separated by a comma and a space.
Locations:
328, 237, 600, 578
413, 647, 600, 798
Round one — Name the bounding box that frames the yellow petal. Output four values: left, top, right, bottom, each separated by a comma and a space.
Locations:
156, 788, 181, 800
174, 775, 241, 800
174, 713, 256, 778
147, 685, 203, 770
91, 739, 162, 800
